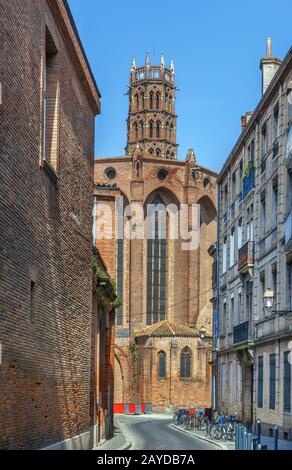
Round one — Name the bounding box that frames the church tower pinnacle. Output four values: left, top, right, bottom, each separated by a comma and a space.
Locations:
126, 52, 178, 159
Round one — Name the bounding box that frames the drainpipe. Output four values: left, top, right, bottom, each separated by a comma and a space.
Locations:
214, 185, 221, 411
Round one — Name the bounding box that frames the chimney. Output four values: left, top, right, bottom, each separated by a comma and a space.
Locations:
241, 112, 252, 132
260, 37, 282, 95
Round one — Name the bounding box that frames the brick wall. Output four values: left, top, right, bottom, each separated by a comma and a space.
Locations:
0, 0, 100, 449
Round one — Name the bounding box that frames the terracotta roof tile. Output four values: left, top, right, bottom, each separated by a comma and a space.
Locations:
135, 320, 198, 338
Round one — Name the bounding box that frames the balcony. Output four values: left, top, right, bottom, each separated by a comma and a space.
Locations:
256, 315, 292, 342
242, 164, 255, 199
285, 211, 292, 252
233, 321, 249, 345
286, 126, 292, 171
238, 240, 254, 274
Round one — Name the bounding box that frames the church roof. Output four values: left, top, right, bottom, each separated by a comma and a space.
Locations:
135, 320, 199, 338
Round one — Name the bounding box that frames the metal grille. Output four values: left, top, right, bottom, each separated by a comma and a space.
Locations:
146, 196, 167, 325
258, 356, 263, 408
180, 347, 191, 379
116, 238, 123, 325
269, 354, 276, 409
158, 351, 166, 379
284, 352, 291, 412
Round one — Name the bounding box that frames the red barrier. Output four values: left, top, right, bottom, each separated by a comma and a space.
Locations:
141, 403, 145, 414
128, 403, 136, 414
114, 403, 125, 414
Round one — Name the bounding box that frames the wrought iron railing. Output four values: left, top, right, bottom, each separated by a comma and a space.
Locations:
233, 321, 249, 344
238, 240, 254, 273
242, 165, 255, 199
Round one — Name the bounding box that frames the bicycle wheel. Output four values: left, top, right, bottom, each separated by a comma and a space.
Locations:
209, 424, 220, 440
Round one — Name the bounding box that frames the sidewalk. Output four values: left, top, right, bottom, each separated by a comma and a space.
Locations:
93, 423, 132, 451
171, 423, 292, 451
170, 424, 234, 450
253, 434, 292, 451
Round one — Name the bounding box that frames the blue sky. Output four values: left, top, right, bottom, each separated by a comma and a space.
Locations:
68, 0, 291, 172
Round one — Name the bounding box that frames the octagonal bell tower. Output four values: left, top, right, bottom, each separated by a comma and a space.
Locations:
126, 51, 178, 159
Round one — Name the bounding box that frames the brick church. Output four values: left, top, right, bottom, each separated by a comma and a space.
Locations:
94, 53, 217, 411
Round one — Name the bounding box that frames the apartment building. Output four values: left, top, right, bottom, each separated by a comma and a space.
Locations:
216, 39, 292, 439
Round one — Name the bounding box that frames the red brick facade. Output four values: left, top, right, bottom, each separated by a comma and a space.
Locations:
94, 55, 217, 411
0, 0, 114, 449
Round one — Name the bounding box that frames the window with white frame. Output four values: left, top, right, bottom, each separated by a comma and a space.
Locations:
230, 228, 235, 267
223, 235, 227, 273
238, 218, 242, 249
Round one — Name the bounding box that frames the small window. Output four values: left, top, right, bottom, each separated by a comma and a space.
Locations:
30, 281, 36, 321
158, 169, 168, 181
203, 178, 210, 190
180, 347, 191, 379
158, 351, 166, 379
43, 28, 59, 172
105, 167, 116, 180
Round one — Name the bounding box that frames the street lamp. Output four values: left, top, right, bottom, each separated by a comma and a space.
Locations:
199, 326, 206, 339
263, 288, 292, 318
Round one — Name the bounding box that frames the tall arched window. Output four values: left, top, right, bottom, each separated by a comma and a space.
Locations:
135, 93, 139, 110
156, 92, 160, 110
139, 120, 144, 139
166, 150, 170, 158
149, 91, 154, 109
158, 351, 166, 379
170, 123, 174, 141
140, 92, 145, 109
149, 120, 154, 138
147, 195, 167, 324
168, 95, 172, 112
180, 347, 191, 379
133, 122, 138, 140
156, 148, 160, 157
156, 121, 161, 138
165, 121, 169, 139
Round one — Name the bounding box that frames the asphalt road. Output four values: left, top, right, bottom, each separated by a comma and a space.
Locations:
117, 415, 217, 451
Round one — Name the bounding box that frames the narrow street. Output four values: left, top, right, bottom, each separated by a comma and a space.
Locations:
117, 415, 217, 451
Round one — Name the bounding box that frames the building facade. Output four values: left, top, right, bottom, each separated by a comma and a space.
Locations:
216, 39, 292, 439
94, 53, 217, 411
0, 0, 114, 449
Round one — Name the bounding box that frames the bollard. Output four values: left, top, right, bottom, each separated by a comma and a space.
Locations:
256, 418, 261, 445
235, 424, 239, 450
252, 438, 258, 450
273, 425, 278, 451
247, 433, 252, 450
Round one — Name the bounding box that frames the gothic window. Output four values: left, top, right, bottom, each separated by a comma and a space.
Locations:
156, 92, 160, 110
139, 120, 144, 139
168, 95, 172, 112
171, 152, 174, 159
149, 148, 154, 155
156, 121, 161, 138
116, 237, 123, 325
133, 122, 138, 140
166, 150, 170, 158
146, 195, 167, 325
165, 93, 168, 107
170, 123, 174, 140
149, 91, 154, 109
180, 347, 191, 379
158, 351, 166, 379
149, 120, 154, 138
165, 121, 169, 139
156, 149, 161, 157
141, 92, 145, 109
135, 93, 139, 110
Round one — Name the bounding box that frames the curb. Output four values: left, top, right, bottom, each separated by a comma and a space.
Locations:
170, 424, 229, 451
